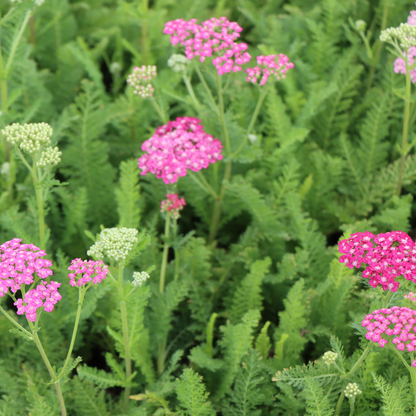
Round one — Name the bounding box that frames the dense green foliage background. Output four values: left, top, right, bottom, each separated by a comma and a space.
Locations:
1, 0, 416, 414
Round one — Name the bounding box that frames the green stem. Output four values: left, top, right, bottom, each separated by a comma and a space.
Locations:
189, 171, 218, 198
194, 63, 219, 114
216, 75, 231, 154
157, 339, 167, 376
151, 98, 168, 124
58, 288, 86, 377
334, 342, 373, 416
33, 166, 46, 249
411, 368, 416, 416
140, 0, 148, 65
349, 397, 355, 416
0, 304, 32, 338
173, 218, 179, 281
232, 84, 271, 158
28, 321, 67, 416
159, 213, 171, 293
183, 74, 201, 111
397, 52, 412, 195
121, 299, 131, 412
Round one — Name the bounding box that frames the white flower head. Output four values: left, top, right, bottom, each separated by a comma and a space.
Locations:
132, 271, 150, 287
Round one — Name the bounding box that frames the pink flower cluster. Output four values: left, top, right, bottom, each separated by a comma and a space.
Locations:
163, 17, 251, 75
362, 307, 416, 358
245, 54, 294, 85
338, 231, 416, 292
394, 8, 416, 83
0, 238, 53, 297
138, 117, 223, 184
405, 292, 416, 302
161, 194, 186, 219
14, 281, 61, 322
68, 259, 108, 287
127, 65, 157, 98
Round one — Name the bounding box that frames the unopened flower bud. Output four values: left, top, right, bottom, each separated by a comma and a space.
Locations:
355, 20, 366, 32
132, 271, 150, 287
38, 146, 62, 167
344, 383, 362, 399
167, 54, 189, 72
322, 351, 338, 365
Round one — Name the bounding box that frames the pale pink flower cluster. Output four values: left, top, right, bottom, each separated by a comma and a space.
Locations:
138, 117, 223, 184
127, 65, 157, 98
245, 54, 294, 85
14, 281, 61, 322
0, 238, 53, 296
339, 231, 416, 292
68, 259, 108, 287
362, 307, 416, 353
163, 17, 251, 75
405, 292, 416, 302
161, 194, 186, 219
394, 8, 416, 83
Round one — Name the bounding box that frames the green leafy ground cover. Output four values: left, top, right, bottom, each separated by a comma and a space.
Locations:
1, 0, 416, 415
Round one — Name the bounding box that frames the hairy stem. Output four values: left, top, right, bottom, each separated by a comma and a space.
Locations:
121, 299, 131, 412
397, 53, 412, 195
159, 213, 171, 294
0, 304, 32, 337
32, 165, 46, 249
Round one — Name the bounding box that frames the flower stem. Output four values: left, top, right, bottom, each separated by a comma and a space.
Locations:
397, 52, 412, 195
194, 63, 219, 115
410, 368, 416, 416
58, 288, 86, 377
151, 98, 168, 124
159, 213, 171, 294
0, 304, 32, 338
189, 171, 218, 198
183, 74, 201, 111
28, 321, 67, 416
334, 342, 373, 416
121, 299, 131, 412
173, 218, 179, 281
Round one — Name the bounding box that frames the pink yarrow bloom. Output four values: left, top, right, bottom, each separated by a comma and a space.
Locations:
245, 54, 294, 85
338, 231, 416, 292
14, 281, 61, 322
138, 117, 223, 184
163, 17, 251, 75
394, 7, 416, 83
362, 307, 416, 354
0, 238, 53, 297
161, 194, 186, 219
68, 259, 108, 287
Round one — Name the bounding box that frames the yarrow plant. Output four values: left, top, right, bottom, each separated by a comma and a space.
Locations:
132, 271, 150, 287
163, 17, 251, 75
138, 116, 223, 184
167, 54, 189, 72
338, 231, 416, 291
127, 65, 157, 98
322, 351, 338, 366
160, 193, 186, 219
245, 54, 294, 85
68, 259, 108, 287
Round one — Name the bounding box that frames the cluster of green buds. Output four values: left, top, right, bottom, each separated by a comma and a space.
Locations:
1, 123, 61, 168
167, 54, 189, 72
132, 271, 150, 287
380, 23, 416, 49
87, 227, 139, 263
322, 351, 338, 366
344, 383, 362, 399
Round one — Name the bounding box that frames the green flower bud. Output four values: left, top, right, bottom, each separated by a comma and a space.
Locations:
322, 351, 338, 365
132, 271, 150, 287
344, 383, 362, 399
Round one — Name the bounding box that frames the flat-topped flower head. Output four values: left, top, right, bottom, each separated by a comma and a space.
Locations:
361, 307, 416, 355
338, 231, 416, 292
163, 17, 251, 75
68, 259, 108, 287
127, 65, 157, 98
161, 194, 186, 219
405, 292, 416, 302
138, 117, 223, 184
2, 123, 52, 154
344, 383, 362, 399
0, 238, 53, 297
245, 54, 294, 85
132, 271, 150, 287
322, 351, 338, 365
14, 281, 61, 322
87, 227, 139, 263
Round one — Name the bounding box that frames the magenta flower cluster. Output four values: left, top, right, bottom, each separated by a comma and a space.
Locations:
68, 259, 108, 287
138, 117, 223, 184
394, 8, 416, 83
161, 193, 186, 219
245, 54, 294, 85
14, 281, 61, 322
362, 306, 416, 361
338, 231, 416, 292
163, 17, 251, 75
0, 238, 53, 296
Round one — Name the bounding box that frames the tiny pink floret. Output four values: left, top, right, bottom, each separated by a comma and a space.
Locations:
138, 117, 223, 184
338, 231, 416, 292
161, 194, 186, 219
245, 54, 294, 85
68, 259, 108, 287
163, 17, 251, 75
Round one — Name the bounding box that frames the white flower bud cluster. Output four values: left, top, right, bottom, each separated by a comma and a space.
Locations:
380, 24, 416, 48
132, 271, 150, 287
167, 54, 189, 72
355, 20, 366, 32
87, 227, 139, 263
2, 123, 53, 154
322, 351, 338, 365
127, 65, 157, 98
344, 383, 362, 399
38, 146, 62, 167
